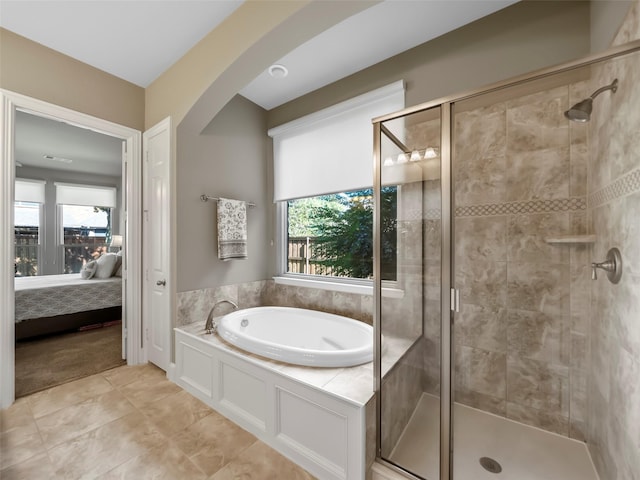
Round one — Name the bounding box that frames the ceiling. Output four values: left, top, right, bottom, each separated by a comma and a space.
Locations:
15, 111, 123, 177
2, 0, 517, 175
1, 0, 518, 109
0, 1, 243, 87
240, 0, 519, 110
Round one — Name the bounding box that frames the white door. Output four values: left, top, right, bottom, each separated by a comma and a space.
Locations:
143, 118, 171, 370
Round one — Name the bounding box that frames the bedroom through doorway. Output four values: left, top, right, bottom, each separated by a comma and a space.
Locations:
13, 111, 126, 397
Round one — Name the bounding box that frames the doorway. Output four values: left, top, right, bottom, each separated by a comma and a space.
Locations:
13, 111, 127, 396
0, 90, 144, 408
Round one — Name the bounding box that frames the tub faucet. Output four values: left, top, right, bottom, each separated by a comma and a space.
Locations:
205, 299, 239, 334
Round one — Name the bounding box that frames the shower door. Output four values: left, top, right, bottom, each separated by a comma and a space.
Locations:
375, 104, 449, 480
374, 40, 640, 480
449, 67, 596, 480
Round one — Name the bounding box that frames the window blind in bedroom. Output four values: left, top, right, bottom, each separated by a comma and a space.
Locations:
15, 178, 46, 203
55, 183, 117, 208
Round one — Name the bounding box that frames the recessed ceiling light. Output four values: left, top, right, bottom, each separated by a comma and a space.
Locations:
268, 64, 288, 79
43, 154, 73, 164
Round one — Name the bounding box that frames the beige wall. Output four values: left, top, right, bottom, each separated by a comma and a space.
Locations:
0, 28, 144, 130
176, 95, 271, 292
268, 0, 592, 129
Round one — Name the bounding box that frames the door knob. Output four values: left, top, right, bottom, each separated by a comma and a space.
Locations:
156, 279, 166, 286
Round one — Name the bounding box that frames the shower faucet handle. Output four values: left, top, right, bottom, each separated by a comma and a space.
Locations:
591, 247, 622, 284
591, 261, 612, 280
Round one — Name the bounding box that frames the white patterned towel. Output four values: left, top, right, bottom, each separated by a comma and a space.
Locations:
217, 198, 248, 260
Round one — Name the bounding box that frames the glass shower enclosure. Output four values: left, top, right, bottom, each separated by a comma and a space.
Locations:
373, 40, 640, 480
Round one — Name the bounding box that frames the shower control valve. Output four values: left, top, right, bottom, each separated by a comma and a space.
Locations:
591, 247, 622, 284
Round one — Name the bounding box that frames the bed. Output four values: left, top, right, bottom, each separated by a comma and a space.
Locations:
15, 273, 122, 340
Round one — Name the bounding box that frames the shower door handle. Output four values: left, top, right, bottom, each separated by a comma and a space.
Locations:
450, 288, 460, 313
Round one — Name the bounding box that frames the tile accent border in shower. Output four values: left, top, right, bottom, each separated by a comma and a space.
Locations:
589, 167, 640, 208
455, 197, 586, 217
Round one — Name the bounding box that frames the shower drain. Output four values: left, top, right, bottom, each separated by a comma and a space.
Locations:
479, 457, 503, 474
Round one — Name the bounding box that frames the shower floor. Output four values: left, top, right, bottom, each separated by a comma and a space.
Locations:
388, 394, 598, 480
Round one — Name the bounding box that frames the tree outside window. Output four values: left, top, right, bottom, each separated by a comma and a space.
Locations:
287, 187, 397, 281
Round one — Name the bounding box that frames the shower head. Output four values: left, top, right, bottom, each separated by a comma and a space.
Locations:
564, 79, 618, 122
564, 98, 593, 122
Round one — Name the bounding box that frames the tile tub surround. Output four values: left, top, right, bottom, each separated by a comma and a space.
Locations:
0, 363, 313, 479
177, 276, 423, 346
586, 7, 640, 480
177, 278, 422, 368
177, 280, 373, 328
452, 81, 592, 440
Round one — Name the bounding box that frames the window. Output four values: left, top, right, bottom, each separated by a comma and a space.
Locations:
14, 179, 45, 277
60, 205, 111, 273
56, 183, 117, 273
287, 188, 397, 281
269, 81, 405, 284
14, 202, 42, 276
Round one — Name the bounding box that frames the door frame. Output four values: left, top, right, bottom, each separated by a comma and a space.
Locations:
0, 90, 144, 408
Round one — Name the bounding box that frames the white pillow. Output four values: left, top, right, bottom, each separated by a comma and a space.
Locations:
112, 254, 123, 277
114, 249, 123, 277
81, 260, 97, 279
95, 253, 118, 279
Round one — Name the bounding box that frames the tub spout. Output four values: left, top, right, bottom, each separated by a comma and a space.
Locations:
205, 299, 239, 334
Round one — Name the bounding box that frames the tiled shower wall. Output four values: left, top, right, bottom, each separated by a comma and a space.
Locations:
587, 3, 640, 478
452, 82, 592, 440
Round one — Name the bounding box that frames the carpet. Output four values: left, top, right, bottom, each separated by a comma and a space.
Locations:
15, 322, 126, 397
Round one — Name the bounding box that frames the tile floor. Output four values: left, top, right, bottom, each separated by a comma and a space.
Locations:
389, 394, 598, 480
0, 363, 316, 479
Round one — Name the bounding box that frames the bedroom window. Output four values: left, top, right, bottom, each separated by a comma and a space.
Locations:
56, 183, 117, 274
60, 205, 112, 273
14, 202, 42, 277
14, 179, 45, 277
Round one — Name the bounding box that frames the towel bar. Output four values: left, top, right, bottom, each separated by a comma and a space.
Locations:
200, 195, 256, 208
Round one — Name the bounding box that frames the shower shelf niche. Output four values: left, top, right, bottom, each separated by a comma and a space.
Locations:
545, 234, 596, 244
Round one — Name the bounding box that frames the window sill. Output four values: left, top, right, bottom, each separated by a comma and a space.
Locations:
273, 276, 404, 298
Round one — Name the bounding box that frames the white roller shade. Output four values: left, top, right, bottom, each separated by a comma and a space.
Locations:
15, 178, 45, 203
55, 183, 117, 208
269, 81, 405, 201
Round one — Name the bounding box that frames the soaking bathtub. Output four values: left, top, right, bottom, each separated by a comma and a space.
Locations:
216, 306, 374, 367
172, 306, 376, 480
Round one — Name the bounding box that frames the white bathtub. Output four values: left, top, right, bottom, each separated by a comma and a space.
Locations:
216, 306, 373, 367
